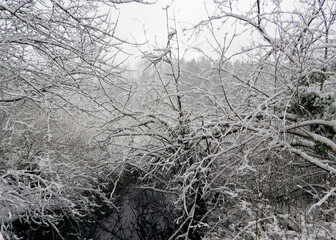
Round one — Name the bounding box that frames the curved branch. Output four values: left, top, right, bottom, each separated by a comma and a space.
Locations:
284, 143, 336, 174
288, 129, 336, 152
286, 119, 336, 131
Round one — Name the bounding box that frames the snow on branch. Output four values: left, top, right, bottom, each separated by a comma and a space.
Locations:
0, 0, 32, 14
286, 119, 336, 131
284, 143, 336, 174
288, 128, 336, 153
307, 187, 336, 216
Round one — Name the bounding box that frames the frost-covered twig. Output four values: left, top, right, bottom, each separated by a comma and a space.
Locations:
285, 143, 336, 174
307, 187, 336, 216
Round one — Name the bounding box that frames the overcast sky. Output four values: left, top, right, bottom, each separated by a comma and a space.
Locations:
113, 0, 218, 65
116, 0, 214, 43
112, 0, 296, 66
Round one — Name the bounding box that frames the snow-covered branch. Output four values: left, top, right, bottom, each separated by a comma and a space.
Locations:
307, 187, 336, 216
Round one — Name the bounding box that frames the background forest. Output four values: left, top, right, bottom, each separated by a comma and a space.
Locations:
0, 0, 336, 239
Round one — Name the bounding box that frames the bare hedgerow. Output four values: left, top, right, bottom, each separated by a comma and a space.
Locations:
0, 0, 154, 238
98, 1, 336, 239
1, 0, 336, 239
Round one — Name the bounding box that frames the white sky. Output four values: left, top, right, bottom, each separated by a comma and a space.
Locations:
112, 0, 298, 66
116, 0, 215, 44
113, 0, 217, 65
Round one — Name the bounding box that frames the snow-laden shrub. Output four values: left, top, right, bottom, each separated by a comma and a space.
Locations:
0, 106, 116, 239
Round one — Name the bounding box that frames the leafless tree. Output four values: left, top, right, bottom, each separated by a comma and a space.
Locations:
100, 0, 336, 239
0, 0, 154, 239
1, 0, 335, 239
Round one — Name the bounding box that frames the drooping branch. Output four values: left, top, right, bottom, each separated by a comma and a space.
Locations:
286, 119, 336, 131
307, 187, 336, 216
288, 129, 336, 153
285, 143, 336, 174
